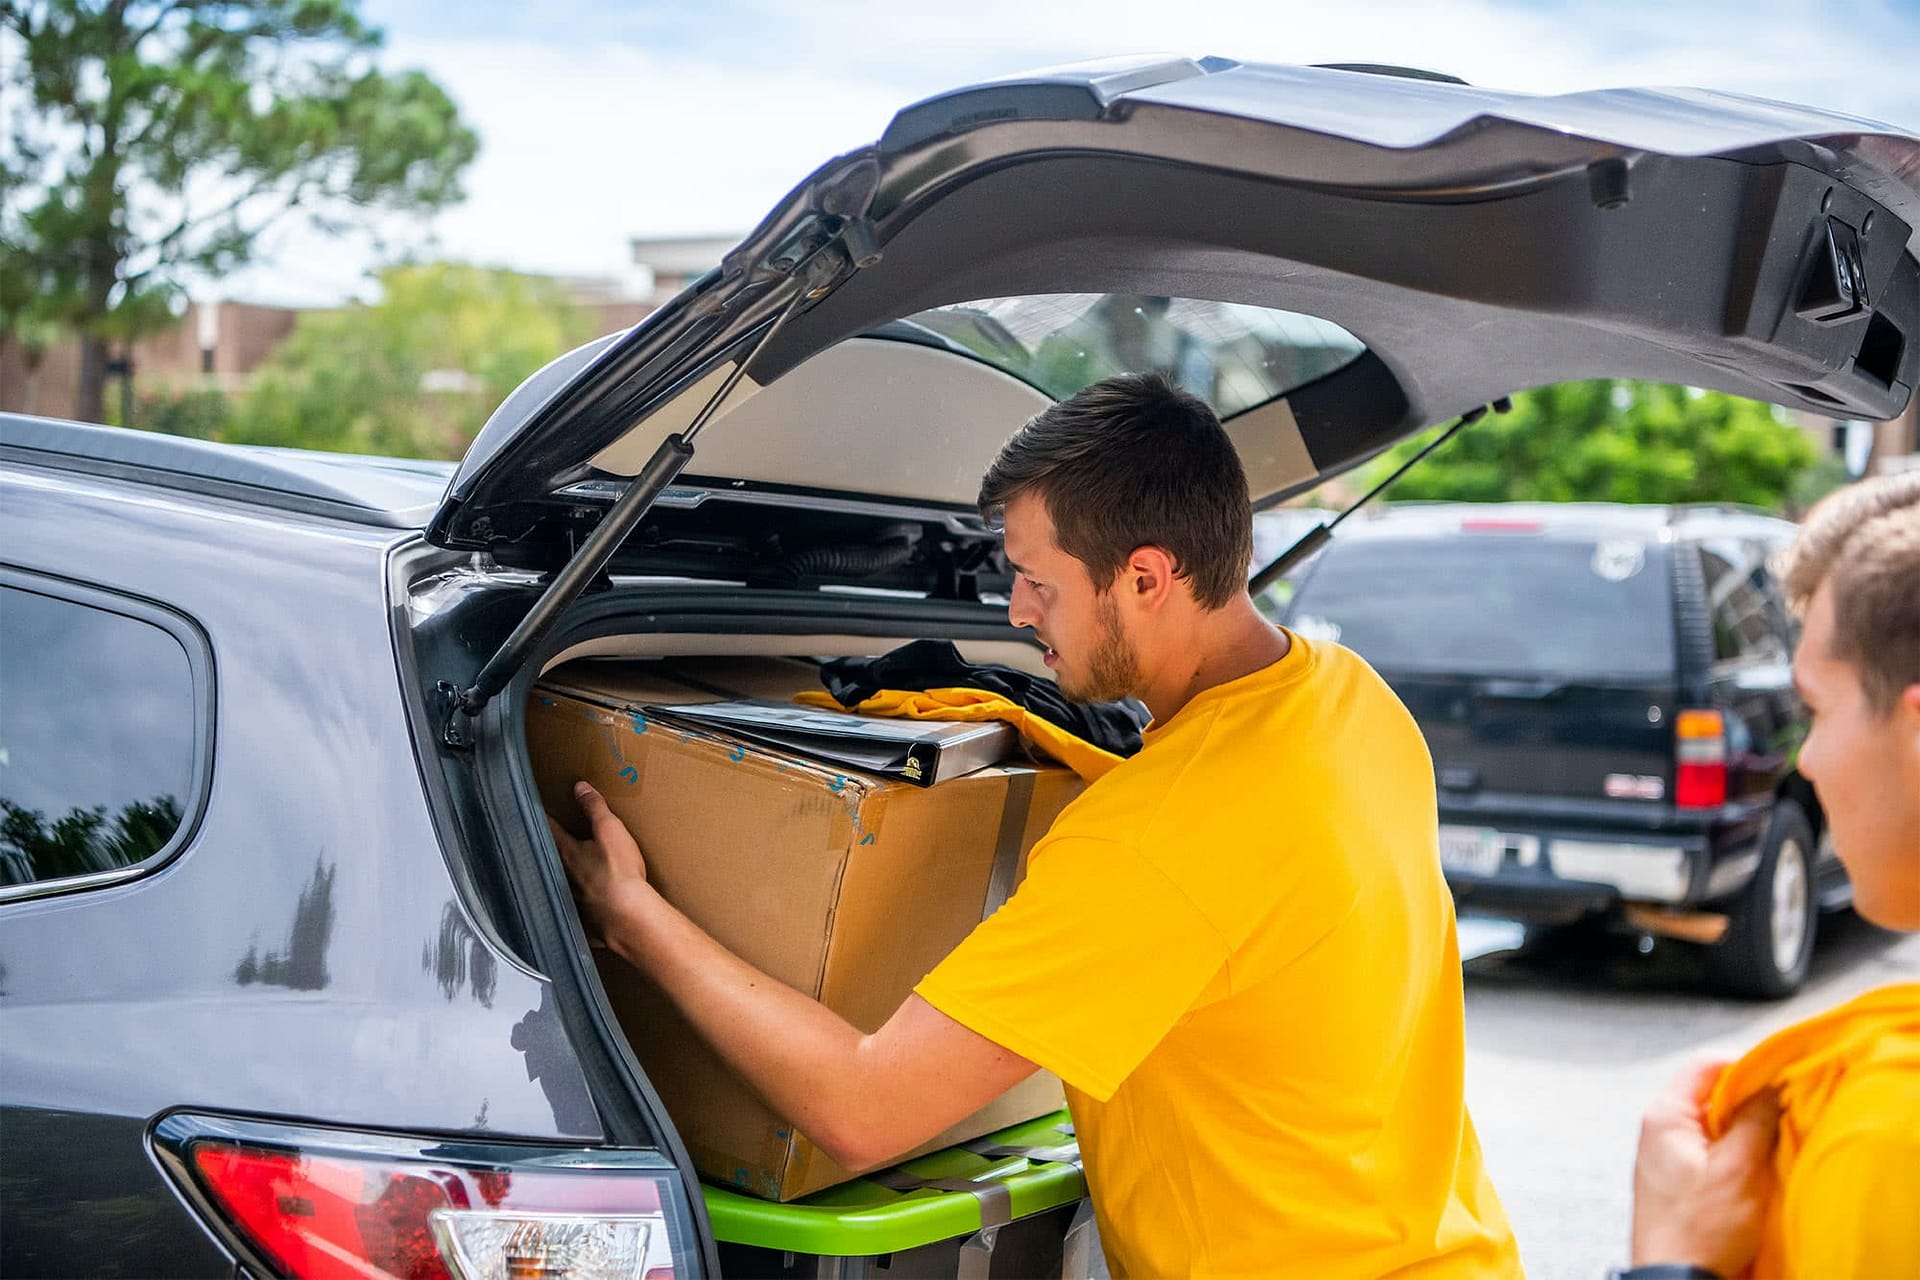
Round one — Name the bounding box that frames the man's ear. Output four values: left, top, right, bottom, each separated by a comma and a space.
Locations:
1121, 545, 1181, 609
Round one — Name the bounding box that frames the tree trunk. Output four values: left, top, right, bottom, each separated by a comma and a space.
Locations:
118, 344, 136, 426
78, 334, 111, 424
22, 348, 45, 416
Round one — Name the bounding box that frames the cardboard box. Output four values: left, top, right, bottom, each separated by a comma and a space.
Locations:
527, 664, 1077, 1201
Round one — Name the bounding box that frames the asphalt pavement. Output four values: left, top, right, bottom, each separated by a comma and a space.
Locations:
1460, 910, 1920, 1279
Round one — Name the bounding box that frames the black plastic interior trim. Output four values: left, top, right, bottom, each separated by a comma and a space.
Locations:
385, 543, 539, 969
1312, 63, 1471, 86
1857, 312, 1906, 388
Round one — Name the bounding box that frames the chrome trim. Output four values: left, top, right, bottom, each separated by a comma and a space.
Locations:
1550, 839, 1690, 902
1705, 849, 1763, 898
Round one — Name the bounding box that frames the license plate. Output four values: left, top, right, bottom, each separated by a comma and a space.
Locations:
1438, 825, 1505, 876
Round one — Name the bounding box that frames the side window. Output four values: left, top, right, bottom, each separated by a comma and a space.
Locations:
1750, 536, 1802, 649
1698, 540, 1790, 664
1, 582, 201, 893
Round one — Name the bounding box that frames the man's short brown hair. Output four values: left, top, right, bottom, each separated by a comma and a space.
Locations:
977, 373, 1253, 610
1777, 470, 1920, 711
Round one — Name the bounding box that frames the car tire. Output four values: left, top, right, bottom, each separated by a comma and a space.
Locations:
1711, 798, 1818, 999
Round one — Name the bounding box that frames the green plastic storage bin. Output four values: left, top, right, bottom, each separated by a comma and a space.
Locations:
703, 1110, 1085, 1258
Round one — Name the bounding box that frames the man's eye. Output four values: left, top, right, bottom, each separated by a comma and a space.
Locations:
1023, 577, 1043, 591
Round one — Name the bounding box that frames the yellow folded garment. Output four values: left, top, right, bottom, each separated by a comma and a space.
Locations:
792, 687, 1123, 784
1704, 981, 1920, 1279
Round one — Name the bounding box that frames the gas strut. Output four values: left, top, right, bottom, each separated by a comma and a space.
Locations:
439, 283, 817, 748
1248, 398, 1510, 597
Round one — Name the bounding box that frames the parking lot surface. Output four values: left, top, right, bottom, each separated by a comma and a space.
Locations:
1461, 913, 1920, 1279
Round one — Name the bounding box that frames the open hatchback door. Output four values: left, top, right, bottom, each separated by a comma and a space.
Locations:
424, 55, 1920, 719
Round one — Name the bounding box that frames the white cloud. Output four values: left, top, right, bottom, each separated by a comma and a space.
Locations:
215, 0, 1920, 307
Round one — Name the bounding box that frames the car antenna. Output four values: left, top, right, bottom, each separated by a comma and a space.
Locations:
1248, 398, 1510, 597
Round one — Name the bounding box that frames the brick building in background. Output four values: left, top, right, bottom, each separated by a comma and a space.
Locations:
0, 280, 656, 425
0, 301, 301, 423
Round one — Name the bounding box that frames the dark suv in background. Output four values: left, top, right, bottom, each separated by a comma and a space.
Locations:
1272, 503, 1840, 997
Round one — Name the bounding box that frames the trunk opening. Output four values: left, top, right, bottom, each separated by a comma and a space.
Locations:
498, 596, 1100, 1273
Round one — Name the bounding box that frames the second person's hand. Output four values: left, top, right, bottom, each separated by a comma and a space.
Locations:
1631, 1057, 1780, 1279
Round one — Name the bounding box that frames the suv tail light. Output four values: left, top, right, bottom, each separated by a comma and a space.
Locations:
152, 1113, 695, 1280
1674, 709, 1728, 809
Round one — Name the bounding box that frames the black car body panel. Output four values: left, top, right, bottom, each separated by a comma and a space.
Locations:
0, 458, 619, 1274
1401, 676, 1681, 805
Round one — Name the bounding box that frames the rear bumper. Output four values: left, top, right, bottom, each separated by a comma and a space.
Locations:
1440, 821, 1755, 923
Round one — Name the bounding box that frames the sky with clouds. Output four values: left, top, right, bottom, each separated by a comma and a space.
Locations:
222, 0, 1920, 307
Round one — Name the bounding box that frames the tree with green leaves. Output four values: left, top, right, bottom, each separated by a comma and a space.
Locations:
0, 0, 477, 423
192, 261, 599, 458
1362, 380, 1822, 511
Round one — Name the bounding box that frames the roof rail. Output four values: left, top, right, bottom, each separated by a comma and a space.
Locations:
0, 413, 452, 528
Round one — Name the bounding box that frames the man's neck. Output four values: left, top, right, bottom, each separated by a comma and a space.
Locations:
1137, 597, 1291, 724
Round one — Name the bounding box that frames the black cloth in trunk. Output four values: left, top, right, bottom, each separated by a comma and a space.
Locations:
818, 640, 1149, 758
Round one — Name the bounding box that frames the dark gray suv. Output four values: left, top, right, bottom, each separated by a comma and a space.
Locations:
3, 57, 1916, 1278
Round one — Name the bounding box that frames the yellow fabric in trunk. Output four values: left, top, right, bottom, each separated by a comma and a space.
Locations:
792, 687, 1123, 784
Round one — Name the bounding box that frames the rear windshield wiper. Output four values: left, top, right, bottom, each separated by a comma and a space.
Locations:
1248, 398, 1510, 596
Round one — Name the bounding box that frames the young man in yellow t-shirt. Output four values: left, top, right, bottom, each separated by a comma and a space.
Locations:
552, 373, 1521, 1277
1623, 474, 1920, 1280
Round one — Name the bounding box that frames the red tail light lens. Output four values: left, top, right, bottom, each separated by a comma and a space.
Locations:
1675, 709, 1728, 810
192, 1144, 460, 1280
154, 1115, 689, 1280
1675, 762, 1728, 809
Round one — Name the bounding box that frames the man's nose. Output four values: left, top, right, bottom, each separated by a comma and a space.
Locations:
1007, 581, 1040, 632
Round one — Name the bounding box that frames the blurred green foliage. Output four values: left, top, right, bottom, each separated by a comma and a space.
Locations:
124, 386, 232, 436
135, 262, 598, 458
1363, 380, 1821, 510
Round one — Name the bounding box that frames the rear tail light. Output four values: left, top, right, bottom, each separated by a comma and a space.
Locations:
152, 1114, 692, 1280
1674, 709, 1728, 809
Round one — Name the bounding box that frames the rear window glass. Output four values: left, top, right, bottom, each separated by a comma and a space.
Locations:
898, 294, 1366, 417
1281, 533, 1674, 679
1, 585, 197, 889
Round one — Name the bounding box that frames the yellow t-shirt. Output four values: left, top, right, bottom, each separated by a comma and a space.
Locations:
1705, 982, 1920, 1279
916, 632, 1519, 1279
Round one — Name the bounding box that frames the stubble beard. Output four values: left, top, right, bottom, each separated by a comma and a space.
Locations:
1059, 592, 1140, 704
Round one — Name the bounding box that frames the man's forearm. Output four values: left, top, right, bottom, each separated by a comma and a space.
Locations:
604, 885, 909, 1168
